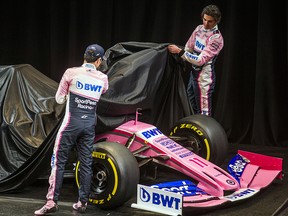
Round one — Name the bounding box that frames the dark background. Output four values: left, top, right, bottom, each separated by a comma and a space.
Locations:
0, 0, 287, 147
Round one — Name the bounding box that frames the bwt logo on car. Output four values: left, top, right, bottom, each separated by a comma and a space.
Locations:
225, 188, 258, 201
141, 128, 163, 139
139, 187, 181, 210
76, 81, 102, 92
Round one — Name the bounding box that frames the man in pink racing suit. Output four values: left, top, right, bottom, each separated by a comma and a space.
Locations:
168, 5, 224, 116
35, 44, 109, 215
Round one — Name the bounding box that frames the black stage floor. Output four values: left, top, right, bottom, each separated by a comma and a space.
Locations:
0, 144, 287, 216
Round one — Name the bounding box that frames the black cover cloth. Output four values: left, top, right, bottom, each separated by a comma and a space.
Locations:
97, 42, 192, 134
0, 64, 65, 191
0, 42, 192, 192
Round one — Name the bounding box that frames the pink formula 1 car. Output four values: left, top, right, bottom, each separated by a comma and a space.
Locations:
74, 111, 283, 214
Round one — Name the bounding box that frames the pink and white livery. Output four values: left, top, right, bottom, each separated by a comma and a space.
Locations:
74, 111, 283, 215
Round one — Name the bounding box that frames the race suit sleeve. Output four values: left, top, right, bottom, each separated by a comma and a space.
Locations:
184, 27, 197, 53
179, 32, 223, 66
102, 75, 109, 94
55, 69, 71, 104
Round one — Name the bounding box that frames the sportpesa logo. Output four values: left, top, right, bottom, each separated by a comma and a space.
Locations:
76, 81, 103, 92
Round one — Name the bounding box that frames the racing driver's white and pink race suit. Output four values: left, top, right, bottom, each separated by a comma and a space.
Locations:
179, 24, 224, 116
46, 63, 108, 204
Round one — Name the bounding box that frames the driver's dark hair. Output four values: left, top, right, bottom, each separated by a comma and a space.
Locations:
201, 5, 221, 23
84, 53, 100, 63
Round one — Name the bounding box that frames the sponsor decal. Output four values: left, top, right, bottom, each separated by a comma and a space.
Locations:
224, 188, 258, 201
140, 187, 182, 209
131, 184, 182, 215
140, 129, 193, 158
51, 153, 56, 167
154, 137, 174, 146
166, 143, 178, 149
151, 180, 207, 196
211, 42, 220, 50
171, 147, 185, 153
92, 152, 106, 159
175, 123, 204, 136
89, 198, 105, 204
209, 34, 221, 41
141, 127, 163, 139
195, 40, 205, 50
74, 97, 97, 110
76, 81, 103, 92
179, 152, 193, 158
153, 136, 190, 156
186, 52, 198, 60
227, 154, 249, 183
226, 179, 236, 185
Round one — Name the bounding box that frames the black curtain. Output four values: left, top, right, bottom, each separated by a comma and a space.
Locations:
0, 0, 288, 147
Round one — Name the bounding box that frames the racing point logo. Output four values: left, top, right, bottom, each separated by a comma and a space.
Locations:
229, 160, 246, 173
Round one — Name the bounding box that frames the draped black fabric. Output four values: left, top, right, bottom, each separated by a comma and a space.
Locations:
97, 42, 192, 134
0, 42, 191, 192
0, 64, 65, 191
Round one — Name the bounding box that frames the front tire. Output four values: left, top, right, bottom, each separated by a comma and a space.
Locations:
75, 141, 139, 209
169, 114, 228, 165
